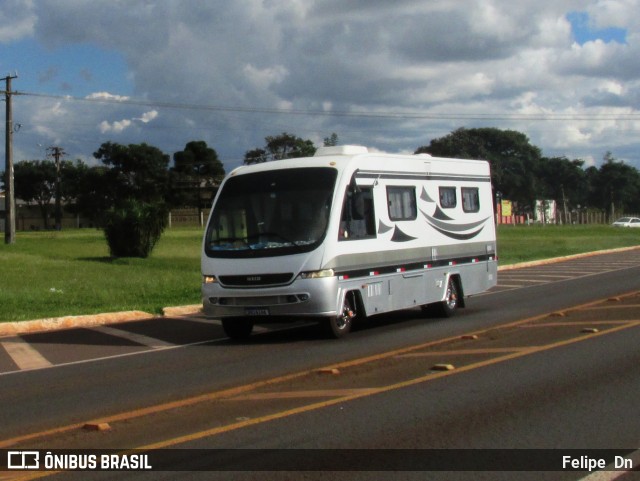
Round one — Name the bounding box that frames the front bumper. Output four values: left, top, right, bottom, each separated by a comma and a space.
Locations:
202, 276, 339, 319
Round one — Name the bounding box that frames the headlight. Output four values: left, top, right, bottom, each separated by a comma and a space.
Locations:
203, 275, 218, 284
298, 269, 335, 279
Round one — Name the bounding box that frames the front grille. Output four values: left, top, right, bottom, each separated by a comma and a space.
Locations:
219, 273, 294, 287
214, 295, 305, 306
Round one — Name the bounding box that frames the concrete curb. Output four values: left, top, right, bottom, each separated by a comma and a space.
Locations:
0, 311, 154, 338
0, 305, 204, 338
497, 245, 640, 271
161, 304, 203, 317
1, 246, 637, 338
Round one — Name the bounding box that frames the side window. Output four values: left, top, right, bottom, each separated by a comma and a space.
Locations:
339, 186, 376, 240
387, 186, 417, 221
462, 187, 480, 213
439, 187, 457, 209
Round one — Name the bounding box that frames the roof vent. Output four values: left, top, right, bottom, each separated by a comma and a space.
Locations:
314, 145, 369, 157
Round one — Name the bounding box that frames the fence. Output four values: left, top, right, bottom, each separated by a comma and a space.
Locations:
497, 211, 637, 226
2, 208, 638, 232
0, 204, 214, 231
168, 209, 210, 227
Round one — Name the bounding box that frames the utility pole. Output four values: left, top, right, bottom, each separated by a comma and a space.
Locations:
3, 73, 18, 244
47, 146, 66, 230
561, 184, 569, 224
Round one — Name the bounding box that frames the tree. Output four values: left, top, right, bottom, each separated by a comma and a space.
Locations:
244, 132, 316, 164
536, 156, 588, 217
13, 160, 57, 229
243, 148, 269, 165
102, 199, 168, 258
73, 166, 111, 225
324, 133, 339, 147
60, 160, 91, 207
12, 159, 101, 229
416, 128, 542, 210
93, 142, 170, 204
171, 141, 225, 212
588, 152, 640, 218
92, 142, 171, 258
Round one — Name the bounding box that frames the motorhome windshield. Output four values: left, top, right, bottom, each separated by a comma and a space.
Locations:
204, 167, 338, 258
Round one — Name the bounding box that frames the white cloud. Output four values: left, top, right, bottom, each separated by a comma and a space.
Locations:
86, 92, 130, 101
586, 0, 638, 29
99, 110, 158, 133
0, 0, 35, 42
137, 110, 158, 123
3, 0, 640, 170
99, 118, 132, 134
243, 64, 288, 90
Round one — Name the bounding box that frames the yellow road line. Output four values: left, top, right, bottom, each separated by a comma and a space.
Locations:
2, 291, 639, 451
582, 304, 640, 310
4, 309, 640, 480
0, 369, 312, 448
228, 388, 379, 401
521, 320, 639, 326
137, 319, 640, 451
396, 347, 533, 357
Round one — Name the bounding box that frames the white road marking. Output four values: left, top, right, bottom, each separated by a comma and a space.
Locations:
0, 337, 53, 370
92, 325, 174, 349
183, 317, 269, 333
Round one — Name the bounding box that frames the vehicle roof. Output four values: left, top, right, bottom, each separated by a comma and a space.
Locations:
226, 146, 490, 178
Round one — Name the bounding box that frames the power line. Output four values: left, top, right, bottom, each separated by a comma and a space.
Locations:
17, 91, 640, 122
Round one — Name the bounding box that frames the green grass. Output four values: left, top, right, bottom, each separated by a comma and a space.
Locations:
0, 228, 203, 322
0, 225, 638, 323
497, 224, 640, 265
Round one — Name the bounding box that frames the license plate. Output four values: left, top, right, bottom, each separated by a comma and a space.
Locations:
245, 308, 270, 316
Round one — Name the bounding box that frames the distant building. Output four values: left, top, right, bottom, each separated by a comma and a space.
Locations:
535, 200, 557, 224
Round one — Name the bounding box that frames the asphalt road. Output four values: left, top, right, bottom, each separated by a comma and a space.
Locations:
1, 248, 640, 480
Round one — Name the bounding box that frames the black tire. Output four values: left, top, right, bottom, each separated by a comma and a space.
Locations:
324, 292, 356, 338
437, 276, 460, 318
222, 318, 254, 340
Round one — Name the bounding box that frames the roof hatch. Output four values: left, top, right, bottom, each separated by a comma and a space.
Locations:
314, 145, 369, 157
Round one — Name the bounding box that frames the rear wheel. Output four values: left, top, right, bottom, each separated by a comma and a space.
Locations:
437, 276, 460, 317
324, 291, 357, 338
222, 318, 254, 340
423, 276, 461, 318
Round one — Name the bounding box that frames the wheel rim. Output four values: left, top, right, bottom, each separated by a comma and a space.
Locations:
337, 296, 355, 330
445, 280, 458, 310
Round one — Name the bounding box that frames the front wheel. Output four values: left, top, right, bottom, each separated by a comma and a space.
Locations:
323, 292, 357, 338
222, 318, 254, 340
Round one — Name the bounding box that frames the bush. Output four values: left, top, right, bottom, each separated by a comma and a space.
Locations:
103, 200, 169, 258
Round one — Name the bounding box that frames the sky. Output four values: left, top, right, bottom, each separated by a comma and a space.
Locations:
0, 0, 639, 174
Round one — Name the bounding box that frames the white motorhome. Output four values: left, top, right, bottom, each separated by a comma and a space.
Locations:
202, 146, 497, 339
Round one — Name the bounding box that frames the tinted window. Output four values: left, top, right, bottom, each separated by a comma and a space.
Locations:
387, 186, 417, 221
339, 186, 376, 240
439, 187, 457, 209
462, 187, 480, 213
205, 167, 337, 257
